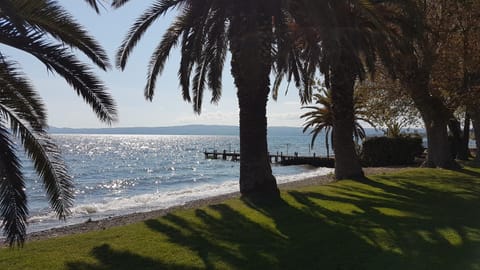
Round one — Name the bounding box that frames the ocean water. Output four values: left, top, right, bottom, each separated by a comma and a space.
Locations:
21, 134, 333, 233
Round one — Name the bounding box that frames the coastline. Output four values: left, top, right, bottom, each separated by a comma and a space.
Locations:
16, 167, 404, 245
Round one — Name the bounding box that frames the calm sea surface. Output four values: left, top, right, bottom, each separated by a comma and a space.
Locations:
21, 134, 333, 233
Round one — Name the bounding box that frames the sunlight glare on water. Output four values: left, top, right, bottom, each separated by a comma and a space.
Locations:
21, 134, 332, 232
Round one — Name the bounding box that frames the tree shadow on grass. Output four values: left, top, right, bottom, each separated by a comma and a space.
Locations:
66, 244, 198, 270
66, 169, 480, 270
460, 160, 480, 169
283, 175, 480, 269
453, 168, 480, 178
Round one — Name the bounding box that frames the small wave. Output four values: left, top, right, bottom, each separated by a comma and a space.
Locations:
276, 167, 333, 184
74, 205, 98, 214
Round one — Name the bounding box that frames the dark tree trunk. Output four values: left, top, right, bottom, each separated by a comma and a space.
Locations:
410, 88, 458, 168
469, 107, 480, 161
423, 114, 456, 168
325, 135, 330, 158
448, 118, 462, 159
330, 63, 364, 180
401, 64, 458, 169
229, 11, 279, 198
398, 40, 461, 168
457, 112, 471, 160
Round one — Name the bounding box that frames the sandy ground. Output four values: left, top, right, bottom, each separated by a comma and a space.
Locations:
6, 167, 406, 246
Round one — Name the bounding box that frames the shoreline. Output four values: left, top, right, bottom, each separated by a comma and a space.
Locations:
8, 167, 404, 246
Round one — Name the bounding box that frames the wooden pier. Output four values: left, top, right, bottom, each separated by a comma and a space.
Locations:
204, 150, 334, 168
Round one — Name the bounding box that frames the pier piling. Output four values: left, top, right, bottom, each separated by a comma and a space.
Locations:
203, 149, 334, 168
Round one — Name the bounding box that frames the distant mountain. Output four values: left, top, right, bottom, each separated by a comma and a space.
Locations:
48, 125, 394, 137
48, 125, 309, 136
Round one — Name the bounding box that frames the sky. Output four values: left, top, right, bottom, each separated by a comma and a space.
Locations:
2, 1, 311, 129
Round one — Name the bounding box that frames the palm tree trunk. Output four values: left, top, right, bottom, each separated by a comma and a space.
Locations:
330, 63, 364, 180
236, 84, 278, 197
230, 12, 279, 198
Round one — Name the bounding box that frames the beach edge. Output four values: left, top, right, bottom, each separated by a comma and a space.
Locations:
13, 167, 404, 245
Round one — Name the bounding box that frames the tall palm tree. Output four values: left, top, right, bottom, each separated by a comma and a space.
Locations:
277, 0, 402, 179
301, 87, 372, 158
0, 0, 117, 246
113, 0, 307, 198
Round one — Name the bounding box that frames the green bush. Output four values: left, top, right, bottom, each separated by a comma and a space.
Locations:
361, 135, 424, 166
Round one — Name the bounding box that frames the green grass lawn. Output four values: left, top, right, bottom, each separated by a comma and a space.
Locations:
1, 167, 480, 270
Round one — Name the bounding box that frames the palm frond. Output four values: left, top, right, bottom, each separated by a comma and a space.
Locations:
178, 31, 194, 102
111, 0, 131, 8
205, 7, 227, 104
116, 0, 185, 70
191, 57, 207, 113
0, 124, 27, 247
177, 3, 209, 103
144, 8, 191, 101
309, 125, 322, 147
0, 57, 47, 129
301, 85, 370, 149
271, 9, 290, 101
301, 99, 333, 149
188, 2, 227, 110
3, 0, 110, 70
353, 122, 367, 142
0, 104, 74, 222
84, 0, 102, 13
180, 1, 211, 108
0, 26, 117, 123
0, 1, 27, 34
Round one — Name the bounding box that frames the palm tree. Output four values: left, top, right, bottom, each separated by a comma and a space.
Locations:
0, 0, 117, 246
112, 0, 308, 198
301, 90, 334, 158
301, 87, 372, 158
277, 0, 402, 179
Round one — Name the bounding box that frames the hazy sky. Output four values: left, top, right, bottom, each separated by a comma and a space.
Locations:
4, 2, 309, 128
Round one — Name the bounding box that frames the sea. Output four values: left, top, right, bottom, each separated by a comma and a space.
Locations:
20, 133, 335, 233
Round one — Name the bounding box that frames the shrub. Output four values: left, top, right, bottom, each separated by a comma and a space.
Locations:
361, 135, 424, 166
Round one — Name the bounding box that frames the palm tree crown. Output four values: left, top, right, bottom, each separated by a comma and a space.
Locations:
114, 0, 295, 112
280, 0, 404, 179
0, 0, 117, 246
113, 0, 310, 196
301, 86, 373, 157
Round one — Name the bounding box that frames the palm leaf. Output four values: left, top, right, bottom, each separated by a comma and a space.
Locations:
111, 0, 131, 8
116, 0, 185, 70
177, 3, 209, 103
0, 124, 27, 247
0, 26, 117, 123
0, 57, 47, 129
0, 104, 74, 222
2, 0, 110, 70
191, 57, 207, 113
204, 6, 227, 104
84, 0, 102, 13
0, 1, 27, 34
301, 86, 370, 150
144, 9, 189, 101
